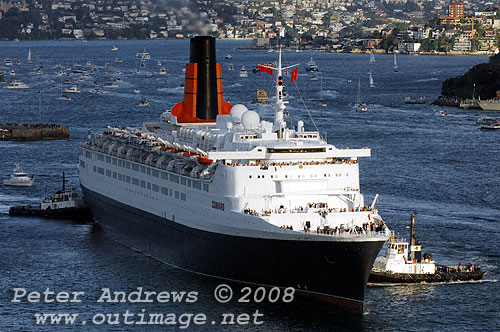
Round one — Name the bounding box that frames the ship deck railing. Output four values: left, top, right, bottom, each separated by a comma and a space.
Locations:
244, 205, 374, 217
226, 159, 358, 167
298, 228, 390, 239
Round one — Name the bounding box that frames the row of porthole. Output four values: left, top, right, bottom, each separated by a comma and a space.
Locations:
249, 173, 349, 179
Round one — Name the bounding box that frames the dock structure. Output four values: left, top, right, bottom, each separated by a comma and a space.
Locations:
0, 122, 69, 141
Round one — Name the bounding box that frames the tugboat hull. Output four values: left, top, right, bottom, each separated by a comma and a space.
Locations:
369, 269, 485, 284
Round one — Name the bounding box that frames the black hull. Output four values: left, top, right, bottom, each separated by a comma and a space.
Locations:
82, 186, 385, 312
369, 270, 485, 284
9, 205, 92, 221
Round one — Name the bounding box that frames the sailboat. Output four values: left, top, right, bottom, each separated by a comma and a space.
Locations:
368, 71, 375, 88
350, 77, 368, 112
393, 52, 398, 72
27, 49, 33, 64
369, 50, 377, 64
320, 77, 327, 107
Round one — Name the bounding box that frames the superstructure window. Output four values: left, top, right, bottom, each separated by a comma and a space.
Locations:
97, 167, 104, 175
267, 148, 326, 153
80, 160, 86, 168
180, 193, 186, 201
132, 164, 139, 171
192, 181, 201, 190
106, 169, 111, 177
97, 154, 104, 161
152, 169, 159, 177
169, 174, 179, 184
141, 180, 146, 188
161, 187, 168, 195
152, 184, 159, 192
106, 156, 111, 163
132, 178, 139, 186
203, 184, 209, 192
161, 172, 168, 180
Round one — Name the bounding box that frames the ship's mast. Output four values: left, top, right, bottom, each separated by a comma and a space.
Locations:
274, 43, 287, 134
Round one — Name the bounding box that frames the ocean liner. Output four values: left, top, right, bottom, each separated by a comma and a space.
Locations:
79, 36, 391, 312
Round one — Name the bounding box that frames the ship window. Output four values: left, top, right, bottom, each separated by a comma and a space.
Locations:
270, 175, 273, 178
147, 182, 151, 190
187, 179, 192, 187
147, 168, 151, 175
97, 167, 104, 175
161, 172, 168, 180
85, 151, 92, 159
113, 172, 117, 179
140, 180, 145, 188
169, 174, 179, 183
106, 169, 111, 177
175, 191, 179, 199
152, 184, 159, 192
126, 176, 130, 183
169, 189, 172, 196
132, 178, 139, 186
118, 160, 123, 167
80, 160, 86, 168
161, 187, 168, 195
285, 175, 288, 178
180, 178, 186, 186
152, 169, 159, 177
203, 184, 209, 192
124, 161, 130, 169
249, 175, 252, 179
106, 156, 111, 163
193, 181, 201, 190
141, 166, 146, 173
97, 154, 104, 161
257, 175, 260, 179
180, 193, 186, 201
132, 164, 139, 171
113, 158, 117, 165
118, 173, 123, 181
93, 166, 96, 172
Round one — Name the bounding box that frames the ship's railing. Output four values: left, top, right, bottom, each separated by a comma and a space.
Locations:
226, 159, 358, 167
297, 228, 390, 238
243, 205, 374, 217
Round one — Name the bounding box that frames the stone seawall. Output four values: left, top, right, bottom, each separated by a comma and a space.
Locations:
0, 123, 70, 141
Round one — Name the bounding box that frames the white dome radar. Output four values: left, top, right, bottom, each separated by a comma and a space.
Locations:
230, 104, 248, 123
241, 111, 260, 130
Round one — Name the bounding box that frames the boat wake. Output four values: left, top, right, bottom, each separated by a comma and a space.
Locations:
368, 278, 497, 287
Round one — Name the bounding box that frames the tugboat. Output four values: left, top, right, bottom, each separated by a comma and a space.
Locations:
369, 213, 485, 284
9, 173, 92, 220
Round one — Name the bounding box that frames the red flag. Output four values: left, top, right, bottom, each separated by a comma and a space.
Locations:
291, 67, 298, 82
256, 63, 273, 75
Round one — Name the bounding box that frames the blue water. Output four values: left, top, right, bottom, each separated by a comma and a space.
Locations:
0, 40, 498, 331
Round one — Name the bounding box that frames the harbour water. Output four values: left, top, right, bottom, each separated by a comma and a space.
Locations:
0, 40, 499, 331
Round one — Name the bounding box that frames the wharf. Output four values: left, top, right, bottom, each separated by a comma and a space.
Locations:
0, 122, 69, 141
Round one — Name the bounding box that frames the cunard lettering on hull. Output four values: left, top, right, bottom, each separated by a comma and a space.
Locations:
79, 36, 391, 312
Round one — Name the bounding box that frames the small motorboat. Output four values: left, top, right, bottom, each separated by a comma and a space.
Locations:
3, 163, 34, 187
477, 117, 500, 130
138, 98, 150, 107
111, 45, 118, 51
134, 88, 140, 94
62, 85, 80, 93
159, 67, 166, 75
239, 66, 248, 78
56, 95, 72, 101
6, 80, 29, 89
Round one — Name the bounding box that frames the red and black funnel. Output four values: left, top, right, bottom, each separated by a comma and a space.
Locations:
172, 36, 232, 123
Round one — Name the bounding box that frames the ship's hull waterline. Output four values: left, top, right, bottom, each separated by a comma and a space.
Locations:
82, 186, 385, 312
